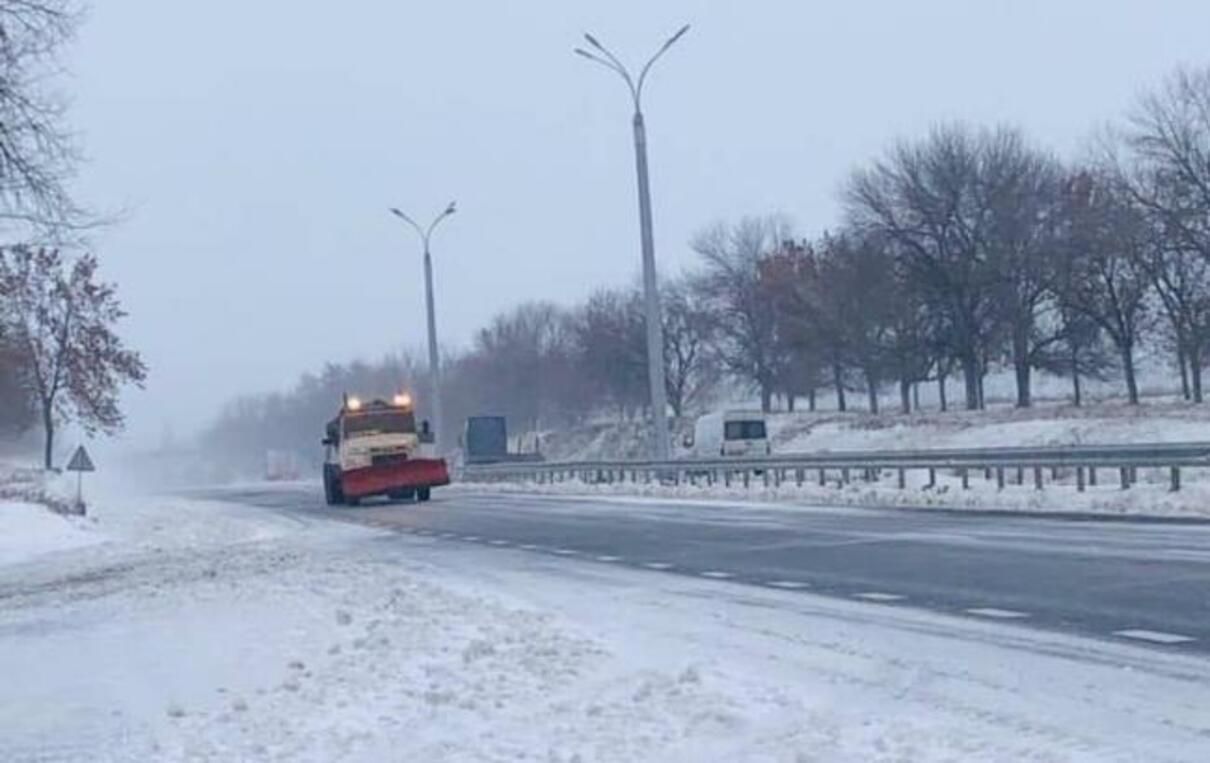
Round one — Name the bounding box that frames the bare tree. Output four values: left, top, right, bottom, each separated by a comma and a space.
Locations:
1058, 172, 1152, 405
574, 288, 646, 417
661, 277, 719, 418
0, 246, 146, 467
0, 1, 89, 236
980, 131, 1066, 407
1119, 65, 1210, 401
846, 124, 1004, 410
692, 216, 792, 412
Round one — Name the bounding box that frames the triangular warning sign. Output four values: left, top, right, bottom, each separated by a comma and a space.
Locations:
66, 445, 95, 472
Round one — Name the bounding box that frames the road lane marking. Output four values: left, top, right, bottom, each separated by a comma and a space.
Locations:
1113, 629, 1196, 644
488, 539, 511, 546
595, 555, 621, 562
765, 581, 809, 589
965, 608, 1029, 619
855, 592, 906, 602
699, 571, 734, 579
643, 562, 674, 570
462, 536, 481, 542
553, 548, 579, 556
519, 544, 540, 551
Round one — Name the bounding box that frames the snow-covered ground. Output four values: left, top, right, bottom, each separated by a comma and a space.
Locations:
3, 482, 1210, 760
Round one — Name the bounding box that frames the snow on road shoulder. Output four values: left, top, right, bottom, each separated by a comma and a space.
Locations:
0, 500, 103, 566
4, 494, 1209, 761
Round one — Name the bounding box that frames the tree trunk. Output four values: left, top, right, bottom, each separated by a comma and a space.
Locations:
1177, 342, 1191, 401
787, 394, 796, 413
912, 382, 921, 412
1190, 344, 1204, 404
1121, 344, 1140, 405
833, 364, 846, 412
1012, 327, 1032, 408
865, 370, 879, 414
960, 354, 980, 410
1014, 358, 1032, 408
938, 371, 948, 412
760, 384, 773, 413
899, 378, 911, 414
807, 386, 816, 412
41, 403, 54, 470
1071, 345, 1082, 407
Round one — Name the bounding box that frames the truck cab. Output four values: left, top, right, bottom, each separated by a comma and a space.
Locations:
322, 394, 450, 506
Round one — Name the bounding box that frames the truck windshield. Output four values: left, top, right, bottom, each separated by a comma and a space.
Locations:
724, 420, 767, 440
343, 411, 416, 437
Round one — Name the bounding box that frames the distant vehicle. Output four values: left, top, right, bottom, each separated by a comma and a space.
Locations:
461, 415, 544, 466
264, 449, 301, 481
687, 411, 771, 458
322, 394, 450, 506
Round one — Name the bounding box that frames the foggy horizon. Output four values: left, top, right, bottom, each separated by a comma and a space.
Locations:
68, 0, 1210, 444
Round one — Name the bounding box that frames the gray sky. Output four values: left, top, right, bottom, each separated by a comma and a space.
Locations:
69, 0, 1210, 444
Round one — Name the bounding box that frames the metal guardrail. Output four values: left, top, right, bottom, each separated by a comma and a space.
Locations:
460, 441, 1210, 492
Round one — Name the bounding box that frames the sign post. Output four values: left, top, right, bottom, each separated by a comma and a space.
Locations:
66, 445, 96, 515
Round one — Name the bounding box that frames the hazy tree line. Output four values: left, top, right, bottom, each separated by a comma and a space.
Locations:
0, 2, 146, 468
202, 64, 1210, 466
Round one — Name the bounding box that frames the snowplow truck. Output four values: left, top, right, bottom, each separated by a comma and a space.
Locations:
322, 395, 450, 505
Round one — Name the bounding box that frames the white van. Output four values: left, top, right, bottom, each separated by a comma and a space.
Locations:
689, 411, 770, 458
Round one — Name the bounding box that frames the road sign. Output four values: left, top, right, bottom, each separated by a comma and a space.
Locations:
67, 445, 95, 472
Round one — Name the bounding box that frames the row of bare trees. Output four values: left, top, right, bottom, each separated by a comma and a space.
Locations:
699, 66, 1210, 412
201, 63, 1210, 466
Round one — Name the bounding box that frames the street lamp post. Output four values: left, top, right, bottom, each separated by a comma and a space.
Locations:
389, 202, 456, 451
576, 25, 689, 461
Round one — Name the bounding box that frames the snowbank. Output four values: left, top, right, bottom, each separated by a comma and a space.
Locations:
3, 491, 1209, 760
0, 500, 103, 566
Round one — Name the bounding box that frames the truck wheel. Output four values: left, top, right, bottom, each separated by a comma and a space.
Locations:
388, 489, 415, 502
344, 495, 360, 507
417, 487, 431, 503
323, 468, 344, 506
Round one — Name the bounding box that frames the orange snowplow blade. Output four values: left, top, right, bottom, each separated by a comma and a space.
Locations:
342, 458, 450, 498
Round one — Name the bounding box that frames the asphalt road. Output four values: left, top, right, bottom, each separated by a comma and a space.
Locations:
202, 485, 1210, 654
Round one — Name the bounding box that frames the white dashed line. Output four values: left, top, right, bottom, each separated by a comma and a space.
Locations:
855, 592, 905, 602
488, 540, 511, 547
699, 571, 734, 579
965, 608, 1029, 619
519, 544, 540, 551
1113, 629, 1196, 645
595, 555, 621, 562
765, 581, 810, 590
643, 562, 674, 570
553, 549, 579, 556
462, 536, 481, 542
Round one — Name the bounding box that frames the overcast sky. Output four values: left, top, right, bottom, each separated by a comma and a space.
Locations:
69, 0, 1210, 445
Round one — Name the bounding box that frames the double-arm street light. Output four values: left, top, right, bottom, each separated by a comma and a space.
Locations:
575, 25, 690, 460
389, 202, 456, 450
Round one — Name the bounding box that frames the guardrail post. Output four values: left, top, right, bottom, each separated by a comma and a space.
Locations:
1130, 466, 1138, 484
762, 469, 770, 487
818, 468, 826, 487
774, 468, 783, 487
1076, 467, 1085, 492
961, 469, 969, 490
1119, 467, 1129, 490
724, 470, 731, 487
1034, 466, 1043, 490
897, 468, 905, 490
927, 468, 936, 489
1170, 466, 1181, 492
842, 468, 850, 485
996, 467, 1005, 490
1088, 467, 1097, 487
1051, 466, 1060, 480
795, 468, 803, 487
743, 470, 750, 488
984, 467, 992, 481
1015, 467, 1024, 486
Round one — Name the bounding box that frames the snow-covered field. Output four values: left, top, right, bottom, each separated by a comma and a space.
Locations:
3, 480, 1210, 760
